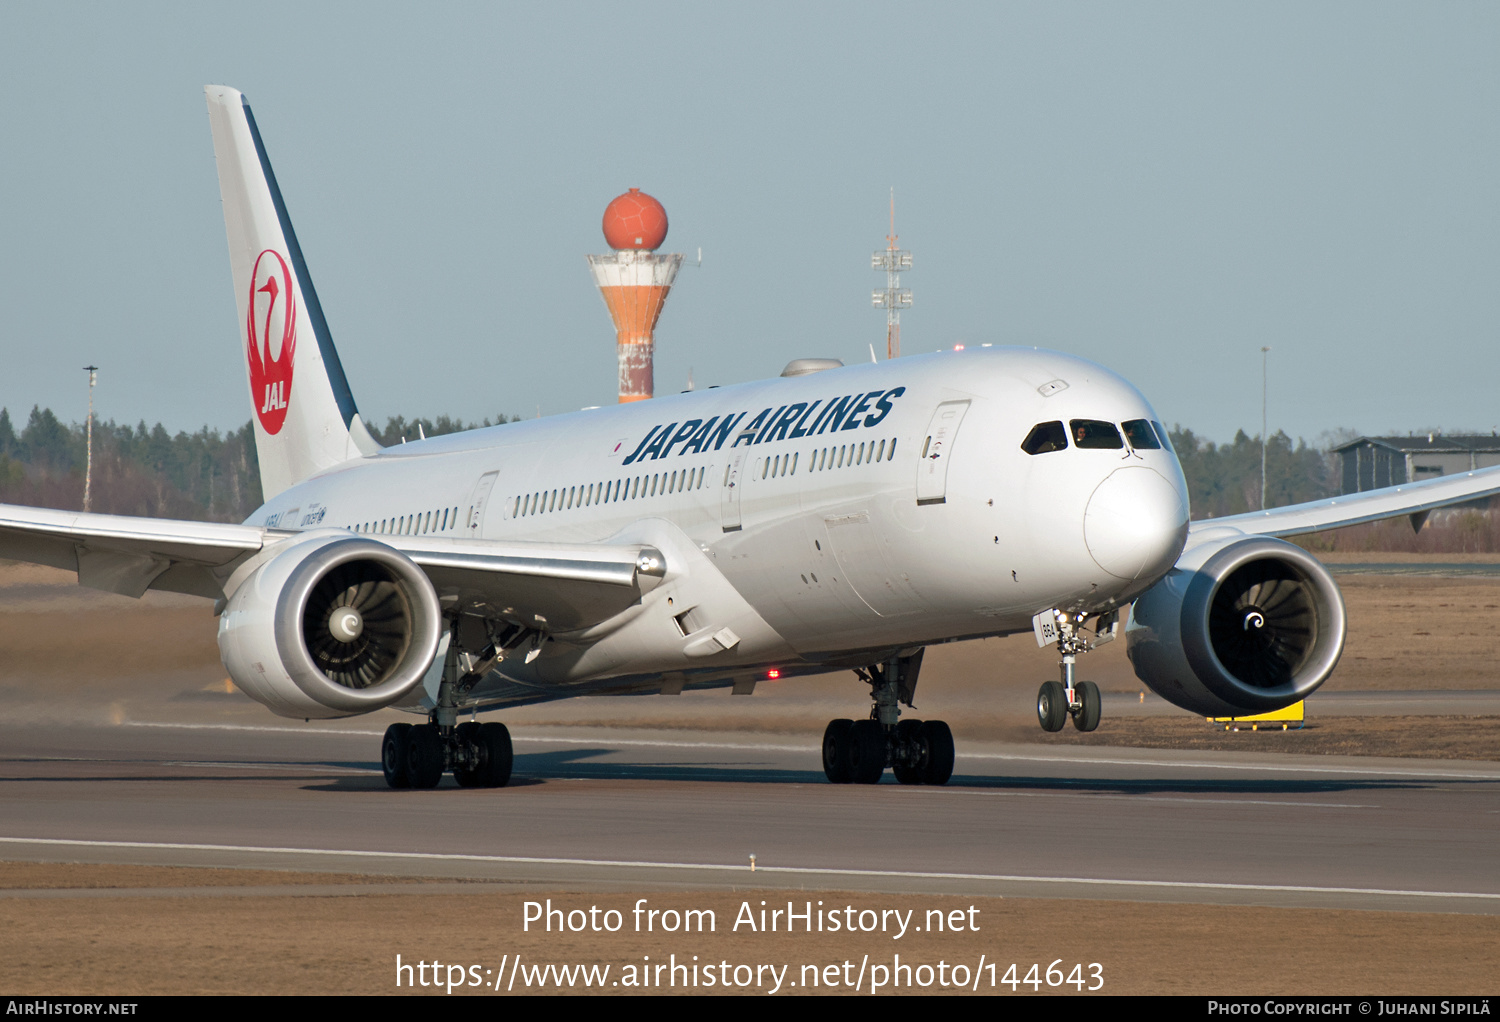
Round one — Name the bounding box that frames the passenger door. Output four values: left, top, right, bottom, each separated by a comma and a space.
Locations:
916, 400, 970, 505
721, 451, 746, 532
466, 470, 499, 538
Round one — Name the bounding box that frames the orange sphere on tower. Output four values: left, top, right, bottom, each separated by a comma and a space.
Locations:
602, 188, 668, 250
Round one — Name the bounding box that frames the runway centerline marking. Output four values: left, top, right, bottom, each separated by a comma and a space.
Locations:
120, 721, 1500, 781
0, 836, 1495, 903
969, 791, 1374, 809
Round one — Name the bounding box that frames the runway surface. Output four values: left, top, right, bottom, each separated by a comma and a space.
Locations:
1, 718, 1496, 915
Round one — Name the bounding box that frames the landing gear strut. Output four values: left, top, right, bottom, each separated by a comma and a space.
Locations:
380, 616, 518, 789
1035, 610, 1112, 734
821, 649, 955, 786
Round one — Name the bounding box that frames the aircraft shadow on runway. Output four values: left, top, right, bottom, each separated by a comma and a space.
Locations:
303, 748, 828, 791
290, 747, 1486, 795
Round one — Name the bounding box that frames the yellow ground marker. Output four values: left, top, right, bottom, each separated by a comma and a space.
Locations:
1209, 701, 1305, 731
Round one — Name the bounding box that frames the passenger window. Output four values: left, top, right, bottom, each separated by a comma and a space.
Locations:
1121, 419, 1161, 450
1021, 421, 1068, 455
1070, 419, 1123, 450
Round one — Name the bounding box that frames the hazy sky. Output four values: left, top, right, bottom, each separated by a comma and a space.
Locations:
1, 3, 1496, 444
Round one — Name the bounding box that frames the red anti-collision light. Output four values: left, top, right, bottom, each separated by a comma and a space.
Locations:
767, 670, 781, 680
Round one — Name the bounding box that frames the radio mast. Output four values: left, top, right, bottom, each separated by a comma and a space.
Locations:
871, 189, 911, 359
82, 365, 98, 512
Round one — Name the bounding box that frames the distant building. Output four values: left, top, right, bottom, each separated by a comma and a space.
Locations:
1334, 434, 1500, 494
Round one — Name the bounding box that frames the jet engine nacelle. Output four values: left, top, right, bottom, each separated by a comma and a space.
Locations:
217, 532, 443, 719
1125, 534, 1346, 718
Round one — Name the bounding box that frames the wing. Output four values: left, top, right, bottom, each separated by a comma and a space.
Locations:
1188, 464, 1500, 540
0, 503, 664, 631
0, 503, 267, 599
381, 534, 665, 633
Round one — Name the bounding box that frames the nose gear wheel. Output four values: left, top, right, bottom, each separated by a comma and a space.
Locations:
1037, 680, 1068, 732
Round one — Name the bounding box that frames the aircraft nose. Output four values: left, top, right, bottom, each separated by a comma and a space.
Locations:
1083, 466, 1189, 581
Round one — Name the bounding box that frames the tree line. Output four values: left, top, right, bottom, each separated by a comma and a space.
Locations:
0, 406, 512, 523
1166, 426, 1339, 519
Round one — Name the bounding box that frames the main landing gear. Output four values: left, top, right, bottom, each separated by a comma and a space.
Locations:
1035, 610, 1110, 734
378, 717, 513, 786
381, 720, 513, 789
380, 616, 518, 789
821, 649, 955, 785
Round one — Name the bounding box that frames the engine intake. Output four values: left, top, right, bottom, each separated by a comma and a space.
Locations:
1125, 536, 1345, 717
219, 533, 443, 718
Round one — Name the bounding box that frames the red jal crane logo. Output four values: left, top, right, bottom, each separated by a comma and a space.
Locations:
247, 249, 297, 435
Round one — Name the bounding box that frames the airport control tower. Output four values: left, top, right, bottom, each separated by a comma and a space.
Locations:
587, 189, 683, 403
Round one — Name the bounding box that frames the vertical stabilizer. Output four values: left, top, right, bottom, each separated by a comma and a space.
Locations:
205, 85, 381, 502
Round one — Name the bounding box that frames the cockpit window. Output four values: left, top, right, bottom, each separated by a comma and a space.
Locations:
1021, 421, 1068, 455
1151, 421, 1174, 452
1070, 419, 1123, 450
1121, 419, 1161, 450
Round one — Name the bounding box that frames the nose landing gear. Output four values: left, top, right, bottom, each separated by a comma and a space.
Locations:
1034, 609, 1113, 734
821, 649, 956, 785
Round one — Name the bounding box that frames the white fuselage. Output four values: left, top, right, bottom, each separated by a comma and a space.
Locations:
251, 346, 1190, 700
